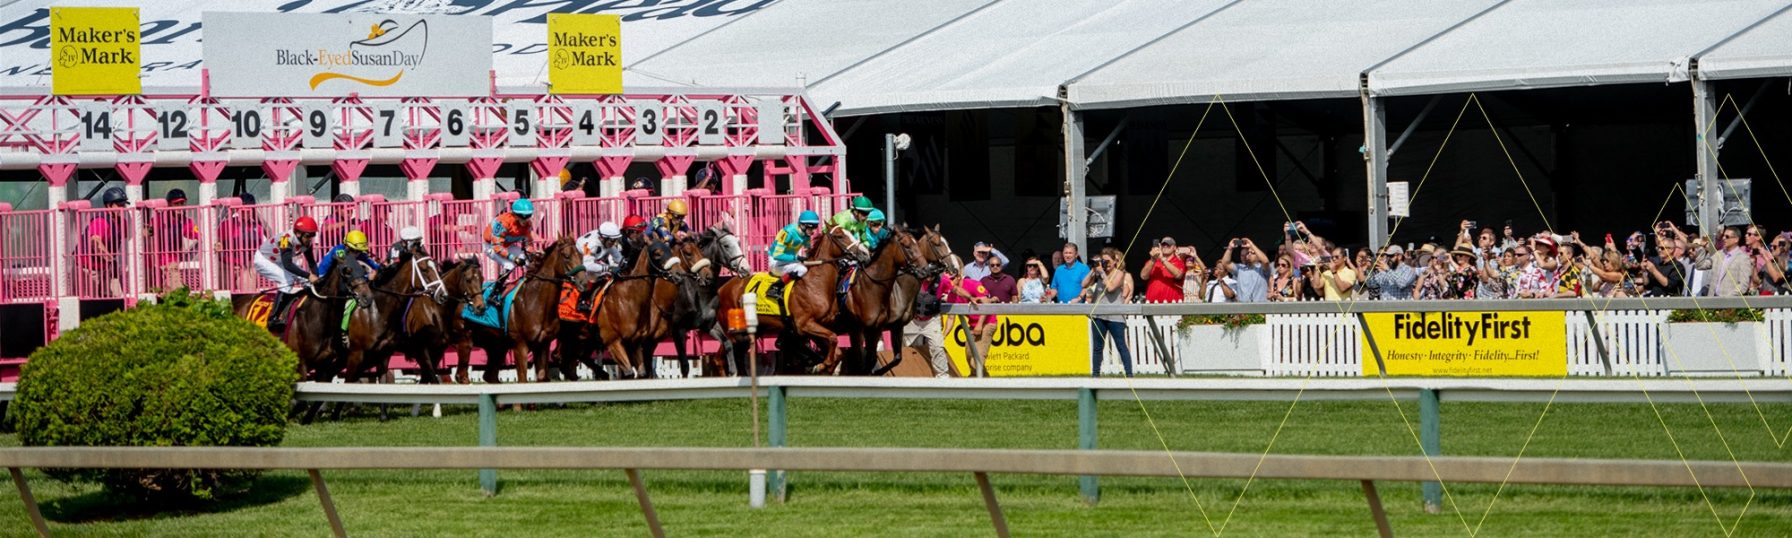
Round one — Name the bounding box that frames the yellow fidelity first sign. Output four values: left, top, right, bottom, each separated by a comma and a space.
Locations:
547, 13, 621, 94
945, 315, 1090, 377
1361, 311, 1567, 377
51, 7, 141, 95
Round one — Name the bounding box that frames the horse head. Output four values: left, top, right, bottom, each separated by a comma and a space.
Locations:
918, 224, 960, 278
441, 255, 486, 314
675, 237, 714, 284
699, 222, 750, 275
816, 225, 870, 264
533, 237, 582, 280
892, 227, 927, 273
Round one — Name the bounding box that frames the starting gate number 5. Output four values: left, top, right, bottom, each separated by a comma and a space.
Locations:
509, 103, 536, 146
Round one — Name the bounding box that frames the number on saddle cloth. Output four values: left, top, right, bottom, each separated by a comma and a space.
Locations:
744, 273, 791, 318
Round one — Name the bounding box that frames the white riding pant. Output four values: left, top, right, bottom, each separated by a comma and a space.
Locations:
253, 255, 302, 294
774, 261, 807, 278
903, 317, 951, 377
489, 244, 525, 273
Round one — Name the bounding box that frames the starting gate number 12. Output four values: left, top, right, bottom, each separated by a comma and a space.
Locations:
157, 108, 190, 151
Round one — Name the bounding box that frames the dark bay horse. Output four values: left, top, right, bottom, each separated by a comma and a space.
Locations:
460, 238, 580, 383
233, 258, 369, 384
833, 227, 928, 375
866, 225, 959, 375
589, 238, 709, 379
715, 226, 868, 375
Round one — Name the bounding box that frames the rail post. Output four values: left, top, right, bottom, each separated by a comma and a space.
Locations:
1078, 387, 1099, 505
478, 392, 498, 496
768, 384, 788, 502
1419, 388, 1441, 513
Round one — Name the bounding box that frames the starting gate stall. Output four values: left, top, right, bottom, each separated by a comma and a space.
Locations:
61, 200, 141, 302
211, 197, 288, 295
138, 199, 208, 293
526, 195, 570, 248
426, 193, 502, 279
748, 189, 812, 273
629, 192, 689, 228
0, 205, 57, 305
559, 194, 633, 238
689, 190, 752, 274
287, 195, 364, 259
365, 196, 431, 257
809, 188, 855, 219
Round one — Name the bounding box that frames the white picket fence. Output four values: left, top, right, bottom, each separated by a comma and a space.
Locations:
1766, 308, 1792, 376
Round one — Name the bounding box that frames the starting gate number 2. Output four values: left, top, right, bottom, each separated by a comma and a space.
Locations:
696, 102, 724, 145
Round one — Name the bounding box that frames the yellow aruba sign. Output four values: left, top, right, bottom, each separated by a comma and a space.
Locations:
546, 13, 622, 95
1360, 311, 1567, 377
51, 7, 141, 95
944, 315, 1091, 377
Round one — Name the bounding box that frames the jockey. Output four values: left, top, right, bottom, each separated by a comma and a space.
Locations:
646, 199, 690, 244
769, 211, 822, 281
573, 221, 626, 311
619, 215, 649, 272
317, 229, 383, 284
865, 209, 890, 250
254, 216, 320, 331
828, 196, 877, 250
386, 226, 425, 266
484, 198, 535, 307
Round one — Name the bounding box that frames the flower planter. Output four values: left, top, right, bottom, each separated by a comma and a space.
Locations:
1660, 321, 1767, 376
1177, 324, 1265, 375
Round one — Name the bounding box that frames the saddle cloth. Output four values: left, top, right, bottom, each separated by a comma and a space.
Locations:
557, 281, 610, 323
244, 293, 306, 330
741, 273, 794, 317
461, 282, 522, 330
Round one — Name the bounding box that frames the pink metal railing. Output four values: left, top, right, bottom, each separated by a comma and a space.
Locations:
63, 201, 139, 300
139, 200, 207, 293
365, 197, 430, 257
0, 207, 56, 304
212, 198, 286, 294
427, 194, 500, 279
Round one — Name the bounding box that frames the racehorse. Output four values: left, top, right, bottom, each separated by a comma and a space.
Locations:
662, 237, 716, 378
867, 225, 959, 375
715, 225, 868, 375
587, 237, 708, 379
693, 221, 750, 376
460, 238, 580, 384
232, 256, 368, 384
834, 227, 928, 375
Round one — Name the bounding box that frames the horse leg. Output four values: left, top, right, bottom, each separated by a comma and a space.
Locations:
511, 341, 532, 384
673, 332, 691, 379
452, 337, 472, 384
872, 326, 904, 376
607, 340, 638, 379
533, 341, 554, 383
482, 343, 505, 384
843, 331, 865, 375
802, 321, 844, 375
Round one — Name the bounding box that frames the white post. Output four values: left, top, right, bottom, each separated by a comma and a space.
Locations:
1062, 103, 1087, 253
473, 178, 496, 201
1362, 92, 1391, 250
1693, 79, 1722, 232
662, 175, 686, 197
407, 179, 430, 202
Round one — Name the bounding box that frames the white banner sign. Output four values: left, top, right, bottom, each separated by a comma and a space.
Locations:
202, 12, 492, 98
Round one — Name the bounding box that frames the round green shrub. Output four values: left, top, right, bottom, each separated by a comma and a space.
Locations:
12, 289, 298, 502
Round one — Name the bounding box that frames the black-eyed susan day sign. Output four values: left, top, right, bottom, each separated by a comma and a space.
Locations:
1360, 311, 1567, 377
201, 12, 491, 98
546, 13, 622, 95
50, 7, 141, 95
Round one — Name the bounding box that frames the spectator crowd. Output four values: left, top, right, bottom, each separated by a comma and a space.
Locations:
944, 220, 1791, 307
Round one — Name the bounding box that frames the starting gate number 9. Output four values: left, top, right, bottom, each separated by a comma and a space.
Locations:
301, 105, 332, 148
442, 105, 469, 147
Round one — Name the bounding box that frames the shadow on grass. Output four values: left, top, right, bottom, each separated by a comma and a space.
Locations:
41, 473, 312, 523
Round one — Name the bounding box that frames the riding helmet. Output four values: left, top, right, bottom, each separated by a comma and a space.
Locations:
294, 216, 320, 234
666, 199, 689, 216
851, 196, 875, 212
623, 215, 648, 231
399, 226, 424, 242
867, 209, 886, 223
510, 198, 535, 217
345, 230, 369, 251
165, 189, 188, 204
798, 211, 822, 225
599, 222, 622, 239
100, 187, 129, 207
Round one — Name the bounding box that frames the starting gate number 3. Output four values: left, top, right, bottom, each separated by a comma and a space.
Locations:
634, 102, 663, 145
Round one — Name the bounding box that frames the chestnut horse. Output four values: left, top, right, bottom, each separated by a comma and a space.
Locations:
715, 225, 868, 375
587, 238, 710, 379
459, 238, 581, 383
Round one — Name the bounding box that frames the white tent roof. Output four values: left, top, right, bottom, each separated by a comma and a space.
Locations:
625, 0, 994, 90
1366, 0, 1787, 97
1066, 0, 1501, 110
806, 0, 1232, 116
5, 0, 1792, 110
1694, 7, 1792, 80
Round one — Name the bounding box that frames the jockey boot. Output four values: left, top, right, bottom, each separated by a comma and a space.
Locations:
266, 292, 293, 333
487, 273, 509, 309
577, 283, 596, 312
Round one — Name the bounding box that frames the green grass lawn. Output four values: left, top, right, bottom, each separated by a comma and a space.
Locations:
1, 396, 1789, 537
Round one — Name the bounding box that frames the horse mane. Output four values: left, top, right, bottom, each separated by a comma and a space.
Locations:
527, 237, 576, 276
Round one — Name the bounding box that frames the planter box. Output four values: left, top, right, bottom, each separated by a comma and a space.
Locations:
1177, 324, 1265, 375
1660, 322, 1767, 376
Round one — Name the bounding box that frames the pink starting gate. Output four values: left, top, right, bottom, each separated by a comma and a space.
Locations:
212, 198, 287, 295
748, 191, 812, 272
527, 195, 570, 248
690, 190, 752, 273
365, 196, 431, 257
0, 206, 56, 304
62, 200, 141, 300
561, 195, 633, 237
139, 199, 207, 293
426, 193, 501, 278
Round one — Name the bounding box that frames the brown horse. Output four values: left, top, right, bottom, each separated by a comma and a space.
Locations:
716, 225, 868, 375
833, 227, 929, 375
587, 237, 710, 379
866, 225, 959, 375
459, 238, 580, 383
232, 258, 369, 384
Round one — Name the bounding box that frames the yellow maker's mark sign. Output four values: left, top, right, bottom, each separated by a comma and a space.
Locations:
51, 7, 141, 95
1361, 311, 1567, 377
547, 13, 621, 95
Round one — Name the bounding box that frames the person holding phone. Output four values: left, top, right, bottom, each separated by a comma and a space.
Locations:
1140, 236, 1187, 303
1308, 247, 1357, 301
1082, 248, 1134, 377
1219, 236, 1271, 301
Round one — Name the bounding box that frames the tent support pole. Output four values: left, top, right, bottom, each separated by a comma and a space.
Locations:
1062, 101, 1088, 253
1692, 76, 1721, 231
1360, 86, 1390, 250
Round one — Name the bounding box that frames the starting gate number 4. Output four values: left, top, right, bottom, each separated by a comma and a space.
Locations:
571, 103, 599, 146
